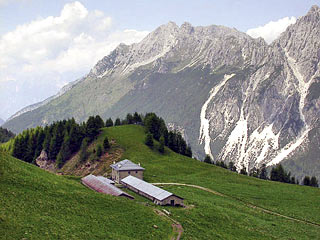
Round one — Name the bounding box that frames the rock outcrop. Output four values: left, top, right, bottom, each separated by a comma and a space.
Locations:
35, 150, 56, 172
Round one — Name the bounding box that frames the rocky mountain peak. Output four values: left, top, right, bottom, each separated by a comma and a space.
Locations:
308, 5, 320, 14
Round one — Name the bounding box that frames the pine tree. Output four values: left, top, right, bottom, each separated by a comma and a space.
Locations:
145, 132, 154, 147
259, 164, 268, 180
185, 145, 192, 157
96, 144, 103, 157
79, 138, 89, 163
86, 116, 100, 141
310, 176, 319, 187
158, 135, 165, 153
114, 118, 121, 126
95, 115, 105, 129
303, 176, 311, 186
204, 155, 212, 164
103, 136, 110, 150
105, 118, 113, 127
126, 113, 134, 124
133, 112, 142, 124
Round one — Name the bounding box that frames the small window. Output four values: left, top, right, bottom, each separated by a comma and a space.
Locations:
128, 171, 131, 174
135, 171, 138, 174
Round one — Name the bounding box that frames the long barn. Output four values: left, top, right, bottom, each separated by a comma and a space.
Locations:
82, 174, 134, 199
121, 175, 183, 206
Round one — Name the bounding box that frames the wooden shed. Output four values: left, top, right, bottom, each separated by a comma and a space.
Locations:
110, 159, 145, 183
121, 175, 183, 206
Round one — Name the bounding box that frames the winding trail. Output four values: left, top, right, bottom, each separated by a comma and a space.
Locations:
153, 209, 183, 240
152, 182, 320, 228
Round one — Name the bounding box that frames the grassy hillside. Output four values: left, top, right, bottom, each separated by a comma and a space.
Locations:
1, 125, 320, 239
0, 151, 173, 240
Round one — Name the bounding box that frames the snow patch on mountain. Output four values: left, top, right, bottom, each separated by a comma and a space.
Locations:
199, 73, 235, 159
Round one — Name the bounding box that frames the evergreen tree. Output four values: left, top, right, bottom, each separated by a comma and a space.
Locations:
145, 132, 154, 147
34, 129, 46, 162
105, 118, 113, 127
56, 133, 71, 169
95, 115, 105, 129
158, 135, 165, 153
133, 112, 142, 124
86, 116, 100, 141
126, 113, 134, 124
290, 176, 296, 184
204, 155, 212, 164
270, 164, 291, 183
310, 176, 319, 187
12, 136, 24, 160
69, 125, 82, 153
259, 164, 268, 180
79, 138, 89, 163
185, 145, 192, 157
303, 176, 311, 186
114, 118, 121, 126
42, 128, 51, 152
103, 136, 110, 150
96, 144, 103, 157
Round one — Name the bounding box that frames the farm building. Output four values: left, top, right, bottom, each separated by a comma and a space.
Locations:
121, 175, 184, 206
81, 174, 134, 199
110, 159, 145, 183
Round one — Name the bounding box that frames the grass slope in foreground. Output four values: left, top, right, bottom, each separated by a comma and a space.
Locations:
104, 125, 320, 239
0, 151, 172, 240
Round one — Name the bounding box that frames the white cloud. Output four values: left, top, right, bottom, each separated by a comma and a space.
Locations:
246, 16, 296, 44
0, 1, 149, 120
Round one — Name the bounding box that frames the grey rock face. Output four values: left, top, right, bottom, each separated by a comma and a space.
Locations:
35, 150, 56, 171
4, 6, 320, 180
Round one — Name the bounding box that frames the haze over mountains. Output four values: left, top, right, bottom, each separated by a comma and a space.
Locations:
4, 6, 320, 180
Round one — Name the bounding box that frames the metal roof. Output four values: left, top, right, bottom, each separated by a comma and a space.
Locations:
81, 174, 133, 199
96, 176, 115, 185
110, 159, 145, 171
121, 176, 174, 201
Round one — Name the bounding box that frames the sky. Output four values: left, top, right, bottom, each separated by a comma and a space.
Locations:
0, 0, 319, 121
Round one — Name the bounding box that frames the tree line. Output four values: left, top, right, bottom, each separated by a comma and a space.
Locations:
10, 112, 192, 168
143, 113, 192, 157
203, 155, 319, 188
12, 116, 104, 168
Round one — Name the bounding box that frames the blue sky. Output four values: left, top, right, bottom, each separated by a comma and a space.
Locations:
0, 0, 318, 120
1, 0, 318, 34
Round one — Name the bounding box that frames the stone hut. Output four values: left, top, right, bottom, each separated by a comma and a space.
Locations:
110, 159, 145, 183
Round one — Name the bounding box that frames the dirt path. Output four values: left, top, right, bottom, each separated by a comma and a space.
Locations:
153, 209, 183, 240
152, 182, 320, 228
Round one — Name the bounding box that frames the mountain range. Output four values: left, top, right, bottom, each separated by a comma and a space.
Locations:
3, 5, 320, 180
